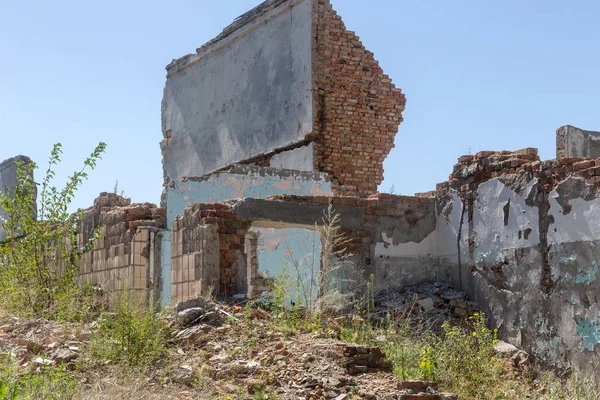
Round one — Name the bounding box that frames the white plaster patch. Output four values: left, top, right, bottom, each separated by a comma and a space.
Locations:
375, 231, 435, 257
472, 178, 539, 262
434, 191, 463, 262
548, 194, 600, 244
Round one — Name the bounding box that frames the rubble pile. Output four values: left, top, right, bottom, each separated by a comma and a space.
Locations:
373, 282, 479, 331
0, 288, 476, 398
168, 297, 459, 399
0, 317, 87, 368
397, 381, 457, 400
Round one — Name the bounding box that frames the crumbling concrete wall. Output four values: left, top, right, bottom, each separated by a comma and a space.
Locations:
231, 194, 442, 294
158, 0, 406, 304
164, 193, 440, 304
434, 147, 600, 377
0, 155, 34, 242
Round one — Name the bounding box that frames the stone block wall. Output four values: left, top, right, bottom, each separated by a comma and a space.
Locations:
77, 193, 165, 304
170, 210, 220, 302
170, 203, 251, 301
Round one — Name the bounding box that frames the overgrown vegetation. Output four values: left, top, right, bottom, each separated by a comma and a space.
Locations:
0, 361, 77, 400
0, 143, 106, 320
86, 291, 168, 367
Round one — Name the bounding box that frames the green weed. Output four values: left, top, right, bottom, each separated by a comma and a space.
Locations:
86, 290, 168, 367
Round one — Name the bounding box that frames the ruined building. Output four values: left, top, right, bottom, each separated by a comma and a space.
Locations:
4, 0, 600, 379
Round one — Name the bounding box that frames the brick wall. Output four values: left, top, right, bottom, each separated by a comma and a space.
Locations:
170, 203, 251, 301
312, 0, 406, 197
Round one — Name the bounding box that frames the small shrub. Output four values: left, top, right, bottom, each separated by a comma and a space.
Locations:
87, 291, 167, 367
430, 313, 503, 398
0, 362, 76, 400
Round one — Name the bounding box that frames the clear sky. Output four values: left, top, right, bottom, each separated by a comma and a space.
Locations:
2, 0, 600, 210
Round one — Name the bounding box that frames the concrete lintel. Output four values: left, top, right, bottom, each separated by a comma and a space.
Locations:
228, 198, 364, 228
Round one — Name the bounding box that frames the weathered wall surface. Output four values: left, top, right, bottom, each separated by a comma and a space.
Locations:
250, 226, 321, 305
0, 155, 34, 242
556, 125, 600, 159
161, 0, 314, 182
435, 148, 600, 377
170, 208, 220, 302
269, 143, 315, 172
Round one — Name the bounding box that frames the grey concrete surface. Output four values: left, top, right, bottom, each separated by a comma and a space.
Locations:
162, 0, 314, 182
556, 125, 600, 159
0, 155, 33, 242
269, 142, 315, 172
228, 198, 365, 229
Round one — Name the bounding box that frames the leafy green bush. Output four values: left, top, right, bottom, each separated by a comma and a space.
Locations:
87, 291, 168, 367
0, 143, 106, 320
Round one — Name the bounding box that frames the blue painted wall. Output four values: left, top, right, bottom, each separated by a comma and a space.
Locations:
161, 168, 332, 305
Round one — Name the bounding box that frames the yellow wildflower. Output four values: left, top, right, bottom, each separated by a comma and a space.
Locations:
472, 332, 477, 337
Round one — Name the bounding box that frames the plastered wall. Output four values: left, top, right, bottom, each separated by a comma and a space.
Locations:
161, 0, 314, 182
435, 149, 600, 378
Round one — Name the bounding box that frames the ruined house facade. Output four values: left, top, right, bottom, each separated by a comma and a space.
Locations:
4, 0, 600, 379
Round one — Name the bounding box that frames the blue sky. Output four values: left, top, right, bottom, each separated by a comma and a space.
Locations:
1, 0, 599, 209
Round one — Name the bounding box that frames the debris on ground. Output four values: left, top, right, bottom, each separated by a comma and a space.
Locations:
397, 380, 458, 400
0, 284, 513, 399
373, 282, 480, 333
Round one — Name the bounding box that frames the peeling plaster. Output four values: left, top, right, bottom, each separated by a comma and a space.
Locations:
374, 231, 436, 258
434, 191, 463, 262
161, 169, 332, 305
575, 261, 598, 284
471, 178, 540, 262
548, 190, 600, 245
576, 317, 600, 351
